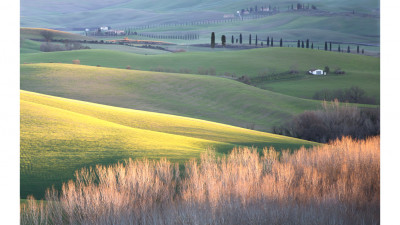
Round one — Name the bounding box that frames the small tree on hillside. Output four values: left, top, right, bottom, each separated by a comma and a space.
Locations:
302, 41, 304, 48
221, 35, 226, 47
329, 42, 332, 51
306, 39, 309, 48
347, 45, 350, 53
324, 42, 328, 51
297, 40, 300, 48
338, 45, 341, 52
231, 35, 234, 44
249, 34, 252, 45
211, 32, 215, 48
267, 36, 270, 46
255, 35, 258, 46
311, 43, 314, 49
280, 38, 283, 47
357, 45, 360, 54
40, 30, 54, 42
239, 33, 243, 44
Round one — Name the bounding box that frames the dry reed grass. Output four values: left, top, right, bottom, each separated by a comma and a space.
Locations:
21, 136, 380, 225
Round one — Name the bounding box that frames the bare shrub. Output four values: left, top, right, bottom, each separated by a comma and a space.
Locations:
273, 100, 379, 142
209, 67, 216, 75
40, 43, 65, 52
126, 65, 131, 69
313, 86, 376, 105
72, 59, 80, 65
21, 137, 380, 225
238, 75, 251, 84
40, 30, 54, 42
289, 64, 299, 74
179, 68, 191, 74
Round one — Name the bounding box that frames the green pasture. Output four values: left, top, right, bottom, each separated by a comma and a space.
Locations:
21, 90, 316, 199
20, 47, 380, 102
20, 63, 323, 131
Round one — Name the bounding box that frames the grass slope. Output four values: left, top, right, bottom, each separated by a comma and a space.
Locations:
21, 90, 315, 198
21, 0, 379, 29
21, 28, 94, 41
20, 39, 42, 53
21, 63, 322, 132
20, 48, 380, 101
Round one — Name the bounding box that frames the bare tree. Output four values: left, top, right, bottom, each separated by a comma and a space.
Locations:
40, 30, 54, 42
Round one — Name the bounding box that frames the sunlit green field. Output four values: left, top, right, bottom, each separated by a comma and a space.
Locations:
21, 90, 316, 198
21, 47, 380, 101
21, 63, 324, 131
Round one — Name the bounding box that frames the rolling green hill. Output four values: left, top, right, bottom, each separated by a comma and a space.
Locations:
21, 0, 379, 29
20, 28, 94, 41
21, 90, 316, 198
21, 63, 323, 132
21, 48, 380, 101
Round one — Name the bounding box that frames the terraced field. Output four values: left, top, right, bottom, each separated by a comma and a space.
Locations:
21, 48, 380, 101
21, 90, 316, 198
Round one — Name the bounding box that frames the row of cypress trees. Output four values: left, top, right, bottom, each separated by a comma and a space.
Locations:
211, 32, 283, 48
211, 32, 366, 54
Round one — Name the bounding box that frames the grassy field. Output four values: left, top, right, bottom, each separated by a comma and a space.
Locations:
129, 12, 379, 46
20, 63, 323, 132
21, 48, 380, 101
20, 28, 94, 41
21, 0, 379, 29
21, 90, 316, 199
85, 43, 171, 55
20, 39, 42, 53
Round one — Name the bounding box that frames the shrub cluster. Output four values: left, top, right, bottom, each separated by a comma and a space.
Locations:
313, 86, 377, 104
40, 42, 90, 52
273, 100, 379, 143
21, 137, 380, 225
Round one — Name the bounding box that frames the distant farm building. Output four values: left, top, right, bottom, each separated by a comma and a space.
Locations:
309, 69, 326, 75
223, 14, 235, 18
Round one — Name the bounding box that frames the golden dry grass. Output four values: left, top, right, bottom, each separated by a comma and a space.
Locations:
21, 136, 380, 225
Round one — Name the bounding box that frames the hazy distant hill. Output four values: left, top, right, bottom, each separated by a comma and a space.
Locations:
21, 0, 379, 29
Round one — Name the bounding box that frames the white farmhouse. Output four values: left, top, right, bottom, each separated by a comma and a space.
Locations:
309, 69, 326, 75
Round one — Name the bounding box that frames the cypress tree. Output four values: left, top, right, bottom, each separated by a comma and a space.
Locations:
329, 42, 332, 51
338, 45, 341, 52
311, 43, 314, 49
357, 45, 360, 53
271, 37, 273, 46
302, 41, 304, 48
239, 33, 242, 44
297, 40, 300, 48
347, 45, 350, 53
267, 36, 270, 46
249, 34, 252, 45
325, 42, 328, 51
306, 39, 309, 48
221, 35, 226, 47
256, 35, 258, 46
211, 32, 215, 48
232, 35, 234, 44
280, 38, 282, 47
362, 49, 364, 54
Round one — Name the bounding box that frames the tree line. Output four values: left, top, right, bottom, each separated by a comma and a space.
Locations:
210, 32, 366, 54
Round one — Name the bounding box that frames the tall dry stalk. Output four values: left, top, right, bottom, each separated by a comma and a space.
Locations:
21, 136, 380, 225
